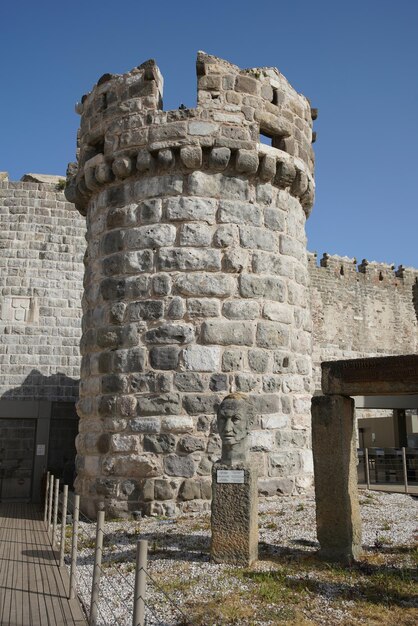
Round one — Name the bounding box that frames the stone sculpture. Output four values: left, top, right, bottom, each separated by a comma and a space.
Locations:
217, 393, 255, 464
211, 394, 258, 565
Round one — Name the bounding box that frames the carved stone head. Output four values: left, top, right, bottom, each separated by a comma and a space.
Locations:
217, 393, 255, 465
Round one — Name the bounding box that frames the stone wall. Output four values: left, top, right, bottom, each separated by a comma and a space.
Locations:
68, 53, 317, 517
0, 176, 86, 401
309, 252, 418, 389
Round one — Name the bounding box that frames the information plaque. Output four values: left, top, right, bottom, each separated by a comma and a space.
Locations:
216, 469, 245, 484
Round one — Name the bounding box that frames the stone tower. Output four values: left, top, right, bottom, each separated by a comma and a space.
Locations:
66, 52, 316, 518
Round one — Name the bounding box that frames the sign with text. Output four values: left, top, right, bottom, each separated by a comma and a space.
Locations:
216, 469, 245, 484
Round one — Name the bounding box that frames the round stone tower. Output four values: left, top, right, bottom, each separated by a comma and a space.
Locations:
66, 52, 316, 518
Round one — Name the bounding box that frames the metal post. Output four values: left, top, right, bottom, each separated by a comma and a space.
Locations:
69, 494, 80, 599
43, 471, 50, 524
402, 447, 408, 495
365, 448, 370, 490
133, 540, 148, 626
47, 473, 54, 530
52, 478, 60, 548
89, 510, 105, 626
59, 485, 69, 567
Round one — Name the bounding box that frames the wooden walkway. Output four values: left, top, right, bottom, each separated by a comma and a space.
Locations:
0, 502, 87, 626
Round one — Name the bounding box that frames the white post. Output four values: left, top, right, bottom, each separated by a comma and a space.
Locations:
402, 447, 408, 495
69, 494, 80, 600
133, 540, 148, 626
43, 471, 50, 524
89, 510, 105, 626
52, 478, 60, 548
365, 448, 370, 490
47, 473, 54, 530
59, 485, 69, 567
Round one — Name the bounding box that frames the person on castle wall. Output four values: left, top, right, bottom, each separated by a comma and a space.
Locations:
217, 393, 255, 466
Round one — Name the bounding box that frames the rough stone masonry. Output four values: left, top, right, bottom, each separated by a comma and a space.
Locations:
66, 52, 316, 517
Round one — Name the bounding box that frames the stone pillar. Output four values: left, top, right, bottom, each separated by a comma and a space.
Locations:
66, 52, 316, 518
311, 395, 362, 563
211, 463, 258, 565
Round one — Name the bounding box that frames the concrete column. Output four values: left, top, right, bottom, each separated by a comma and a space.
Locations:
311, 394, 362, 564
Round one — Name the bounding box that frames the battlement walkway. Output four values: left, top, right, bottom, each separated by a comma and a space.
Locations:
0, 502, 86, 625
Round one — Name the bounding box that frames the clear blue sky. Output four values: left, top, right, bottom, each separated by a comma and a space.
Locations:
1, 0, 417, 268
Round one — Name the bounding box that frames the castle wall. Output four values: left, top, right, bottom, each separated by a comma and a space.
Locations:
309, 252, 418, 389
68, 53, 317, 517
0, 178, 86, 400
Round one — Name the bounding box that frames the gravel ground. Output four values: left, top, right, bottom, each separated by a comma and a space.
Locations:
66, 490, 418, 625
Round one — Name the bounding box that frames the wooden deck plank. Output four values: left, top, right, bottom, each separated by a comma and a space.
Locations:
0, 502, 87, 626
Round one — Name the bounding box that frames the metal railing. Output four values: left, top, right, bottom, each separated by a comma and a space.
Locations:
357, 447, 418, 493
43, 472, 191, 626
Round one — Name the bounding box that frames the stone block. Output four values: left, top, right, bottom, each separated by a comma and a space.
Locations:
213, 224, 240, 248
167, 297, 186, 319
183, 345, 221, 371
187, 298, 220, 318
263, 302, 292, 324
175, 273, 235, 297
258, 478, 295, 496
179, 478, 201, 500
138, 199, 162, 223
149, 346, 180, 370
222, 300, 259, 320
127, 301, 164, 322
165, 197, 217, 224
240, 226, 276, 251
235, 149, 259, 174
256, 321, 289, 348
178, 435, 206, 453
179, 223, 212, 247
268, 451, 301, 477
260, 413, 288, 429
239, 275, 286, 301
133, 175, 183, 200
201, 320, 254, 346
248, 349, 269, 373
137, 393, 181, 416
158, 248, 221, 272
125, 224, 176, 250
144, 323, 195, 345
209, 374, 228, 392
161, 415, 194, 433
222, 249, 249, 273
111, 454, 162, 478
136, 150, 154, 172
235, 373, 258, 392
164, 454, 196, 477
189, 121, 217, 136
222, 349, 244, 372
157, 149, 174, 169
174, 372, 205, 392
218, 200, 261, 226
180, 146, 203, 169
152, 274, 171, 296
154, 479, 177, 501
183, 394, 220, 415
250, 430, 276, 451
143, 434, 177, 454
208, 147, 231, 170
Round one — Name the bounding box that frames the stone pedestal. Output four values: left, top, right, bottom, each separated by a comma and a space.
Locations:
311, 394, 362, 564
211, 462, 258, 565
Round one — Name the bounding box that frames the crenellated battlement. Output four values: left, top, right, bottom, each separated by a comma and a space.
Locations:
66, 52, 316, 217
308, 252, 418, 287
